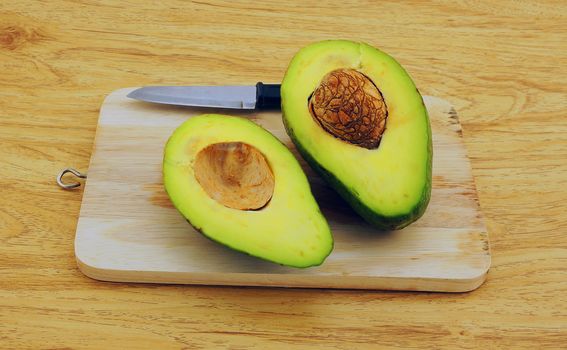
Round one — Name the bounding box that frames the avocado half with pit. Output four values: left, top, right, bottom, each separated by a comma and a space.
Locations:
281, 40, 432, 229
163, 114, 332, 267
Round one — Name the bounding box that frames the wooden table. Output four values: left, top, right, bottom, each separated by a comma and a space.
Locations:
1, 1, 566, 348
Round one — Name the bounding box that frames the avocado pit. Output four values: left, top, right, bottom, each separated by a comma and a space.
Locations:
194, 142, 274, 210
308, 69, 388, 149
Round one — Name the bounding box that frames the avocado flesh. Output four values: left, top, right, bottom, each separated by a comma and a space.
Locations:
281, 40, 432, 229
163, 114, 332, 267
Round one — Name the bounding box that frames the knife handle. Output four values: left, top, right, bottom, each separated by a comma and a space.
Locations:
256, 83, 281, 110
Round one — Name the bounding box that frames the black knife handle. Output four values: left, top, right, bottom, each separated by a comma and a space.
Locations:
255, 82, 281, 110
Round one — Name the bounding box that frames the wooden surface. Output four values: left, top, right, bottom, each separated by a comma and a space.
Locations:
1, 0, 566, 348
76, 90, 489, 292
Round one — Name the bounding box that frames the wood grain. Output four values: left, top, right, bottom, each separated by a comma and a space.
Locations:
1, 0, 566, 348
75, 90, 489, 292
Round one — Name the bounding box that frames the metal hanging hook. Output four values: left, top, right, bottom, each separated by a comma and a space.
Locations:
57, 168, 87, 190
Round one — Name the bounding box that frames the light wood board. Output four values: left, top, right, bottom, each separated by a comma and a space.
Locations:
75, 88, 490, 292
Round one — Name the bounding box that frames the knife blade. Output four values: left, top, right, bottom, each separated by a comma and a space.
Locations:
126, 82, 281, 110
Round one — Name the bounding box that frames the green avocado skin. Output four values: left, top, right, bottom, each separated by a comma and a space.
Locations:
283, 114, 432, 231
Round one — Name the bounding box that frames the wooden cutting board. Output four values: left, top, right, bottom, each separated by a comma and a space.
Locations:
75, 88, 490, 292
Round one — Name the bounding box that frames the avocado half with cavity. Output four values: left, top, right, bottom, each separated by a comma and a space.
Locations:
281, 40, 432, 229
163, 114, 332, 267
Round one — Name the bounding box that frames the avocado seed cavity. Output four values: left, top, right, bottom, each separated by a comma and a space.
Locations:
194, 142, 275, 210
308, 69, 388, 149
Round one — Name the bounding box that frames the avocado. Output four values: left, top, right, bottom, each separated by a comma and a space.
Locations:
163, 114, 333, 267
281, 40, 432, 229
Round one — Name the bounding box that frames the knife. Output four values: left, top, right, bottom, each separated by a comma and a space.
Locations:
127, 83, 281, 110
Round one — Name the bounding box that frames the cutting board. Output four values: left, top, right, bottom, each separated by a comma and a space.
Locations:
75, 88, 490, 292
